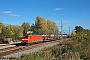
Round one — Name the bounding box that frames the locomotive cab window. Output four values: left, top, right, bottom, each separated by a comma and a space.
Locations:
22, 35, 28, 39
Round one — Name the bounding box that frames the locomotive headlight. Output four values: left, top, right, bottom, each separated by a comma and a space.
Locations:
25, 39, 28, 40
22, 39, 24, 40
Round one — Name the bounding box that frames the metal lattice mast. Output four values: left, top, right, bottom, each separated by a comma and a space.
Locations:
61, 20, 63, 39
69, 26, 70, 38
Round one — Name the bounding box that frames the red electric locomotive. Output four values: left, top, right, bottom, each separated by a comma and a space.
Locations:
21, 34, 44, 45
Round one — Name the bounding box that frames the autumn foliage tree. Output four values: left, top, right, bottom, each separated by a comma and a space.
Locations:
34, 16, 47, 34
47, 20, 58, 34
33, 16, 58, 34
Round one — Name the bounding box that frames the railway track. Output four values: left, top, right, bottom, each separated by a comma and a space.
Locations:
0, 41, 57, 58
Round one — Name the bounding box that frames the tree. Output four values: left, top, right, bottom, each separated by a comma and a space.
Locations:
71, 30, 76, 37
21, 22, 30, 35
47, 20, 58, 34
13, 26, 23, 39
6, 25, 14, 35
51, 22, 58, 34
6, 25, 23, 39
0, 22, 3, 34
71, 26, 90, 59
30, 24, 35, 31
0, 23, 13, 38
0, 28, 12, 38
34, 16, 47, 34
85, 29, 90, 40
75, 26, 84, 33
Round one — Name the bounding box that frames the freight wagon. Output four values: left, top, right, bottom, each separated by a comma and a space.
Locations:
0, 38, 12, 44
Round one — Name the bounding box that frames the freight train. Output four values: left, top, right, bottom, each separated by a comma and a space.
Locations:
21, 34, 68, 45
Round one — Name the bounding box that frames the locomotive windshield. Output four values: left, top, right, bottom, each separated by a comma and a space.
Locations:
22, 35, 28, 39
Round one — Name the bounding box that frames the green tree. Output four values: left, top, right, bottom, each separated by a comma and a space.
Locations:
30, 24, 35, 31
0, 23, 13, 38
85, 29, 90, 40
0, 28, 12, 38
13, 26, 23, 39
75, 26, 84, 33
21, 22, 30, 35
71, 26, 90, 59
